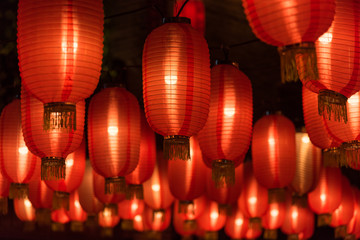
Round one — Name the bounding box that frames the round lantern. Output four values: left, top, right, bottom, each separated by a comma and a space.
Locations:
262, 201, 286, 239
298, 0, 360, 123
118, 198, 144, 231
198, 62, 252, 187
14, 198, 36, 231
88, 86, 140, 194
98, 207, 120, 238
0, 99, 37, 199
0, 171, 9, 215
143, 205, 172, 232
51, 208, 70, 232
174, 0, 205, 35
242, 0, 335, 83
142, 16, 210, 161
224, 205, 250, 239
252, 113, 296, 202
21, 86, 85, 180
174, 196, 206, 231
347, 188, 360, 238
17, 0, 104, 131
125, 114, 156, 200
168, 136, 206, 213
299, 209, 315, 240
307, 166, 342, 226
68, 190, 87, 232
45, 140, 86, 210
173, 204, 196, 237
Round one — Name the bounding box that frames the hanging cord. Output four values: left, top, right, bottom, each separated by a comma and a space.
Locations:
176, 0, 190, 17
221, 44, 230, 61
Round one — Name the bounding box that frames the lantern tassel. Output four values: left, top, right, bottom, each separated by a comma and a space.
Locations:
105, 177, 126, 194
0, 197, 8, 215
211, 159, 235, 188
52, 191, 70, 210
43, 102, 76, 131
51, 222, 65, 232
121, 219, 134, 231
164, 135, 190, 161
85, 214, 98, 228
342, 141, 360, 168
23, 221, 35, 232
279, 42, 318, 83
317, 213, 332, 226
335, 225, 347, 239
287, 234, 299, 240
178, 200, 194, 214
103, 204, 118, 217
35, 208, 51, 227
101, 227, 113, 238
9, 183, 29, 199
41, 157, 66, 180
204, 231, 218, 240
183, 220, 197, 232
318, 90, 347, 123
268, 188, 285, 204
249, 217, 262, 232
126, 184, 143, 200
264, 229, 278, 239
323, 148, 342, 167
71, 221, 84, 232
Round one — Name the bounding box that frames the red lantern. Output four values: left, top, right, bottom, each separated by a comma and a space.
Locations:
17, 0, 104, 131
262, 201, 286, 239
51, 208, 70, 232
98, 207, 120, 238
14, 198, 36, 231
0, 99, 37, 199
299, 209, 315, 240
45, 140, 86, 210
347, 188, 360, 238
0, 171, 9, 215
173, 204, 196, 237
125, 114, 156, 200
174, 196, 206, 231
133, 211, 149, 232
118, 198, 144, 230
224, 205, 250, 239
330, 176, 355, 238
21, 86, 85, 180
307, 166, 342, 226
252, 114, 296, 202
174, 0, 205, 35
198, 63, 252, 186
168, 137, 206, 212
142, 16, 210, 161
68, 190, 87, 232
88, 87, 140, 194
143, 205, 172, 232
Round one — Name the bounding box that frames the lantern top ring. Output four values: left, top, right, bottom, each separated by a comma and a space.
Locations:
163, 17, 191, 24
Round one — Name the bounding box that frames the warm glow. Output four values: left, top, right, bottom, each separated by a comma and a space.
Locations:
270, 209, 279, 217
210, 211, 219, 220
103, 208, 111, 217
235, 218, 243, 226
318, 32, 333, 44
62, 41, 78, 53
24, 199, 32, 208
154, 211, 164, 220
18, 147, 29, 155
224, 107, 235, 117
301, 135, 310, 143
291, 210, 298, 219
134, 215, 142, 222
165, 75, 178, 84
268, 137, 275, 145
107, 126, 119, 136
348, 93, 359, 105
151, 184, 160, 192
131, 203, 138, 211
66, 158, 74, 167
74, 200, 81, 208
248, 196, 257, 205
320, 193, 326, 202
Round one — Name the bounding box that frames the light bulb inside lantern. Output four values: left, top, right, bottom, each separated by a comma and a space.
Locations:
270, 209, 279, 217
248, 196, 257, 205
224, 107, 235, 117
235, 218, 243, 226
151, 184, 160, 192
74, 200, 81, 208
103, 208, 111, 217
210, 211, 219, 220
18, 147, 29, 155
165, 75, 178, 84
301, 135, 310, 144
107, 126, 118, 136
131, 203, 138, 211
24, 199, 32, 208
66, 158, 74, 167
291, 210, 298, 219
320, 193, 326, 202
268, 137, 275, 146
134, 215, 142, 222
318, 33, 333, 44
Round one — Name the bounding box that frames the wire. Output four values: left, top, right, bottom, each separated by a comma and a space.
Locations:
176, 0, 190, 17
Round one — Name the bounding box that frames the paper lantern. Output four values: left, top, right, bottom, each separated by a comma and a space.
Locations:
0, 99, 37, 199
224, 205, 250, 239
330, 176, 354, 238
298, 0, 360, 123
51, 208, 70, 232
142, 16, 210, 161
21, 86, 85, 180
0, 171, 9, 215
133, 211, 150, 233
242, 0, 335, 83
168, 137, 206, 213
262, 201, 286, 239
98, 207, 120, 238
252, 114, 296, 202
118, 198, 144, 231
45, 140, 86, 210
14, 198, 36, 231
17, 0, 104, 131
173, 204, 196, 237
143, 205, 172, 232
174, 196, 206, 231
68, 190, 87, 232
125, 114, 156, 200
88, 87, 140, 194
198, 63, 252, 187
197, 198, 227, 237
291, 132, 322, 196
307, 167, 342, 226
298, 209, 315, 240
347, 188, 360, 238
174, 0, 205, 34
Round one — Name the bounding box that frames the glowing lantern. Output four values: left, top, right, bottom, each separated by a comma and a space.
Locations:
330, 177, 354, 238
198, 62, 252, 187
262, 201, 286, 239
0, 99, 37, 199
0, 171, 9, 214
299, 209, 315, 240
252, 114, 296, 202
174, 196, 206, 231
307, 167, 342, 226
142, 16, 210, 161
224, 206, 249, 239
125, 114, 156, 200
17, 0, 104, 131
347, 188, 360, 238
21, 86, 85, 180
14, 198, 36, 231
68, 190, 87, 232
98, 207, 120, 238
143, 205, 172, 232
174, 0, 205, 34
242, 0, 335, 83
118, 198, 144, 230
173, 204, 196, 237
88, 87, 140, 194
51, 208, 70, 232
45, 140, 86, 210
168, 137, 206, 213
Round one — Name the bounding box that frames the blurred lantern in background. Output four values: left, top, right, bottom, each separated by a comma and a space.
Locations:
0, 99, 37, 199
98, 206, 120, 238
14, 198, 36, 231
143, 205, 172, 232
126, 114, 156, 200
224, 205, 249, 239
198, 62, 252, 187
68, 190, 87, 232
88, 87, 140, 194
142, 16, 210, 161
174, 196, 206, 232
173, 204, 196, 238
262, 201, 286, 239
0, 171, 9, 215
298, 209, 315, 240
346, 188, 360, 239
118, 198, 144, 231
17, 0, 104, 130
51, 208, 70, 232
174, 0, 205, 34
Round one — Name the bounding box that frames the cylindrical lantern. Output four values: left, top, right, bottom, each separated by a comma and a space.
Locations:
142, 16, 210, 161
21, 86, 85, 180
0, 99, 37, 199
242, 0, 335, 83
88, 87, 140, 194
68, 190, 87, 232
0, 171, 9, 215
51, 208, 70, 232
45, 140, 86, 210
98, 207, 120, 238
118, 198, 144, 231
144, 205, 172, 232
299, 209, 315, 240
14, 198, 36, 231
168, 137, 206, 213
252, 114, 296, 202
224, 205, 249, 239
299, 0, 360, 123
198, 62, 252, 187
262, 201, 286, 239
17, 0, 104, 131
174, 0, 205, 35
307, 167, 342, 226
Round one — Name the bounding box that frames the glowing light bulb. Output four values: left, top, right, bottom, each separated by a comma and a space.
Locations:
74, 200, 81, 208
301, 135, 310, 144
268, 137, 275, 145
318, 33, 333, 44
151, 184, 160, 192
248, 197, 257, 205
107, 126, 118, 136
154, 212, 163, 219
131, 203, 138, 211
134, 215, 142, 222
320, 194, 326, 202
18, 147, 29, 155
291, 210, 298, 219
210, 211, 219, 220
24, 199, 32, 208
270, 209, 279, 217
165, 75, 178, 84
224, 107, 235, 117
348, 94, 359, 105
103, 208, 111, 217
66, 158, 74, 167
235, 218, 243, 226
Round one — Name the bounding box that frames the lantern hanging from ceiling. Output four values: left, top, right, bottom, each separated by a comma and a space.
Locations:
168, 136, 206, 213
174, 0, 205, 34
307, 166, 342, 226
330, 176, 355, 239
347, 188, 360, 239
224, 205, 250, 240
68, 190, 87, 232
298, 208, 315, 240
262, 201, 286, 239
298, 0, 360, 123
17, 0, 104, 131
0, 99, 37, 199
198, 62, 252, 187
143, 205, 172, 232
21, 86, 85, 180
98, 206, 121, 238
14, 198, 36, 231
173, 203, 196, 238
252, 114, 296, 203
125, 114, 156, 200
51, 208, 70, 232
0, 171, 9, 215
174, 196, 206, 231
88, 87, 140, 194
118, 198, 144, 231
142, 16, 211, 161
45, 140, 86, 210
242, 0, 335, 83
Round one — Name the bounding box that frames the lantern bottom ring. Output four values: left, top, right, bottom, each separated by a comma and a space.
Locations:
184, 219, 197, 231
211, 159, 235, 188
103, 203, 118, 217
51, 222, 65, 232
53, 191, 70, 210
178, 200, 194, 214
35, 208, 51, 227
43, 102, 76, 131
264, 229, 278, 240
71, 221, 84, 232
41, 157, 66, 180
121, 219, 134, 231
335, 225, 347, 239
318, 89, 347, 123
9, 183, 29, 199
317, 213, 332, 226
152, 209, 166, 222
126, 184, 143, 200
268, 188, 286, 204
164, 135, 190, 161
104, 176, 126, 194
101, 227, 114, 238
